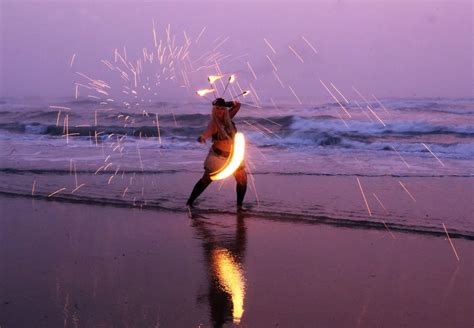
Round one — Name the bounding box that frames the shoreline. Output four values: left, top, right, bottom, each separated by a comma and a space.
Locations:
1, 191, 473, 241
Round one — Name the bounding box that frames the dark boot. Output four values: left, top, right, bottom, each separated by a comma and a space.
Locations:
187, 176, 212, 207
236, 183, 247, 207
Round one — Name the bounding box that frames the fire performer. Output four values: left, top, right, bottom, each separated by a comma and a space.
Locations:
186, 98, 247, 208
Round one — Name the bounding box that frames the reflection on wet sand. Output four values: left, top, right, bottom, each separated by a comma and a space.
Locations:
191, 212, 247, 327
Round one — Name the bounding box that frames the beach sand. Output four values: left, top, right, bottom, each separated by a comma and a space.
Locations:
0, 195, 472, 327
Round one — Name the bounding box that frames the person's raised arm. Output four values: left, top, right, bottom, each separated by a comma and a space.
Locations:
227, 101, 241, 118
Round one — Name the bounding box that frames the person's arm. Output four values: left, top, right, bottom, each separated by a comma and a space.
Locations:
227, 101, 241, 118
197, 121, 216, 143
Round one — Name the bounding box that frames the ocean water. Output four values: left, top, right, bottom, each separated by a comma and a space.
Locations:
0, 97, 473, 237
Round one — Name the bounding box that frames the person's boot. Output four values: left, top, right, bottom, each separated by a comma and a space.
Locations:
186, 178, 211, 207
236, 183, 247, 207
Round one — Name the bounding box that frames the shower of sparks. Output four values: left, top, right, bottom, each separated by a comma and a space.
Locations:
398, 181, 416, 202
288, 45, 304, 63
288, 86, 303, 105
70, 53, 76, 67
272, 70, 285, 88
366, 105, 386, 127
31, 180, 36, 196
263, 38, 277, 54
422, 143, 445, 167
330, 83, 350, 104
356, 177, 372, 216
48, 188, 67, 197
391, 145, 410, 168
266, 55, 278, 71
246, 61, 258, 80
442, 223, 460, 261
301, 36, 318, 54
320, 80, 352, 118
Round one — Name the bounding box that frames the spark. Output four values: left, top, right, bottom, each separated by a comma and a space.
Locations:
442, 223, 460, 261
70, 53, 76, 67
71, 184, 85, 193
31, 180, 36, 196
56, 111, 62, 126
330, 83, 350, 104
391, 145, 410, 168
272, 70, 285, 88
356, 177, 372, 216
248, 83, 261, 104
155, 113, 162, 144
288, 45, 304, 63
122, 187, 129, 199
49, 106, 71, 111
372, 193, 396, 239
372, 194, 388, 214
152, 19, 158, 48
265, 55, 278, 71
74, 162, 78, 187
288, 85, 303, 105
398, 181, 416, 202
320, 80, 352, 117
212, 36, 230, 52
48, 188, 67, 197
371, 94, 390, 114
352, 86, 372, 107
246, 61, 258, 80
366, 105, 386, 126
422, 143, 445, 167
263, 38, 277, 54
301, 36, 318, 54
107, 175, 114, 185
195, 26, 207, 43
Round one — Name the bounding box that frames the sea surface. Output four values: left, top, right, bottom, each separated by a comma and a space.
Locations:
0, 97, 473, 237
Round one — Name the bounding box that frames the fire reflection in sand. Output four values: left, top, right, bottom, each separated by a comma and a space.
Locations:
191, 212, 247, 327
212, 248, 246, 324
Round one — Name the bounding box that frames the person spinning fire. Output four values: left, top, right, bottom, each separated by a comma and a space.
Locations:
186, 98, 247, 208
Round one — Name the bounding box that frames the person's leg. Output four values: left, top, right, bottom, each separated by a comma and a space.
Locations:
233, 167, 247, 207
186, 172, 212, 206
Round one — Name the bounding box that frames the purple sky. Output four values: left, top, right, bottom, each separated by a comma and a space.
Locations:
1, 1, 472, 102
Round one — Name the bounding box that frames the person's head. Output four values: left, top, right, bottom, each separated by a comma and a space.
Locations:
211, 98, 235, 139
212, 98, 227, 121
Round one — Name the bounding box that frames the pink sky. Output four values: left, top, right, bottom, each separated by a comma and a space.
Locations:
1, 1, 472, 101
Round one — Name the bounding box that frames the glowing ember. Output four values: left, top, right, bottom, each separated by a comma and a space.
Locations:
210, 132, 246, 181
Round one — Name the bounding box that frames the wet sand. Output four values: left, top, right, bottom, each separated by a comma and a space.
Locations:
0, 196, 472, 327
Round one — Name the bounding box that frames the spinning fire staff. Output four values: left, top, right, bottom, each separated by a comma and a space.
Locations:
187, 75, 250, 208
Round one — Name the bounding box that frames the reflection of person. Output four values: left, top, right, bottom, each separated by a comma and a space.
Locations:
186, 98, 247, 208
191, 212, 247, 327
